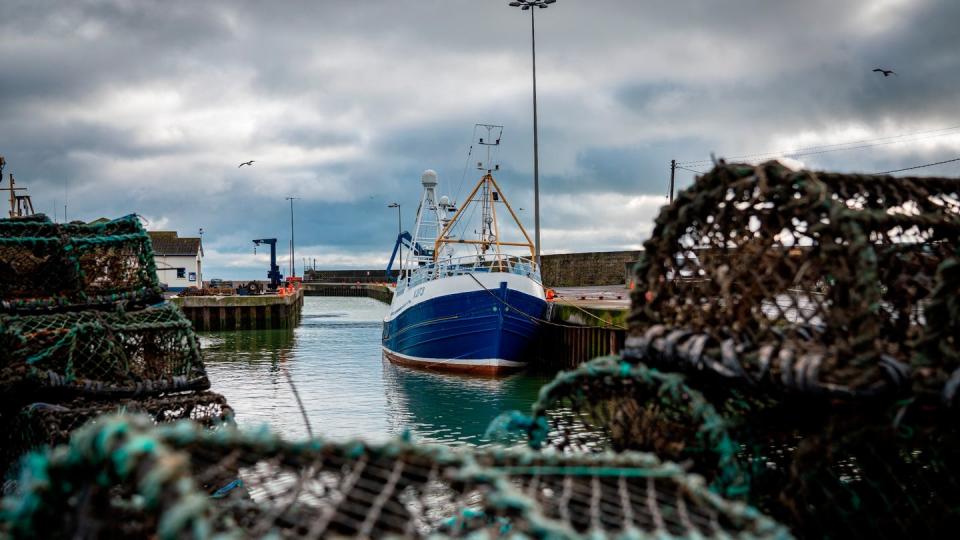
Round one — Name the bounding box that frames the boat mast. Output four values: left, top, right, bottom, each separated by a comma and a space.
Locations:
433, 125, 535, 263
409, 170, 443, 271
476, 125, 501, 259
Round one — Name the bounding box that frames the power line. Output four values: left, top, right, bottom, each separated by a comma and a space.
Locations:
678, 124, 960, 166
675, 165, 705, 175
874, 157, 960, 175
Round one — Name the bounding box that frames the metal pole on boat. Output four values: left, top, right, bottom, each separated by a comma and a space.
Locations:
508, 0, 555, 271
388, 202, 402, 279
286, 197, 297, 277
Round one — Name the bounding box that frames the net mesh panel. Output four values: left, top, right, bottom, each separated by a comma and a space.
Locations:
0, 415, 791, 540
775, 402, 960, 539
487, 356, 747, 498
0, 303, 209, 404
627, 161, 960, 398
0, 214, 162, 313
472, 449, 786, 539
500, 355, 960, 538
912, 254, 960, 404
0, 391, 233, 479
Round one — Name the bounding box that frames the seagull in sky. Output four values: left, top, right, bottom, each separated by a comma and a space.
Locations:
238, 160, 255, 168
872, 68, 897, 77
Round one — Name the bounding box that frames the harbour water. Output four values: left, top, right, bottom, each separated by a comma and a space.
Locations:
201, 296, 553, 444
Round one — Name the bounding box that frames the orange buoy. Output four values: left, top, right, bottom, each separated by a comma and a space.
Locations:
545, 288, 556, 301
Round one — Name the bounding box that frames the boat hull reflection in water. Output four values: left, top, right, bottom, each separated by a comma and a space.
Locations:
382, 357, 551, 445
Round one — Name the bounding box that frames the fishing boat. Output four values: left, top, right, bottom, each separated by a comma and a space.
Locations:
382, 126, 546, 375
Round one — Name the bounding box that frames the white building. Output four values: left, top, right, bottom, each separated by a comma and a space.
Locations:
148, 231, 203, 292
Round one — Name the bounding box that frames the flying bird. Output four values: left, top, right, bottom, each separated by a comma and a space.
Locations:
238, 160, 255, 168
872, 68, 897, 77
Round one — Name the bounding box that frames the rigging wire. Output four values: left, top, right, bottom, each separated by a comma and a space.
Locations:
454, 124, 479, 206
874, 157, 960, 175
677, 123, 960, 166
282, 367, 314, 439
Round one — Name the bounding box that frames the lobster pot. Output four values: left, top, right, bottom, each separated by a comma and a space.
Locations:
484, 356, 746, 496
0, 415, 790, 540
628, 161, 960, 399
471, 448, 787, 539
0, 214, 162, 313
0, 303, 209, 404
503, 355, 960, 539
0, 391, 233, 478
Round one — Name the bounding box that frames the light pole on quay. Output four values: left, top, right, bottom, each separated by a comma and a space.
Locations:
507, 0, 555, 271
388, 202, 402, 278
285, 197, 297, 278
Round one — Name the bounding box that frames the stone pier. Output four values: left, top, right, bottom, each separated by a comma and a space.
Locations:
170, 289, 304, 331
302, 282, 393, 303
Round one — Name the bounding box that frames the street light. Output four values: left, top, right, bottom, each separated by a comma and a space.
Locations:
507, 0, 555, 271
388, 202, 402, 278
285, 197, 297, 278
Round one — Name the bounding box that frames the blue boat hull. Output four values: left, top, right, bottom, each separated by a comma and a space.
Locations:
382, 284, 547, 375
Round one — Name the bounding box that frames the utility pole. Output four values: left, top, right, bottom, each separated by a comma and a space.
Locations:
669, 159, 676, 204
508, 0, 556, 270
285, 197, 297, 278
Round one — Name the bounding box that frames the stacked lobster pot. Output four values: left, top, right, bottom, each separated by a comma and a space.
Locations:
499, 161, 960, 538
0, 214, 232, 482
0, 414, 793, 540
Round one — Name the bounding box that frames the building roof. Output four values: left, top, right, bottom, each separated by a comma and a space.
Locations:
148, 231, 203, 257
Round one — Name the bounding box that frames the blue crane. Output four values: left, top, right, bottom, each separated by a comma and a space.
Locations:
253, 238, 282, 290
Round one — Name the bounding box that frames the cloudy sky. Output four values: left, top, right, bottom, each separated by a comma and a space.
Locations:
2, 0, 958, 279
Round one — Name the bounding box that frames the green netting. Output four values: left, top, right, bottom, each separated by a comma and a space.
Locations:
472, 448, 786, 539
628, 161, 960, 398
0, 214, 162, 313
912, 254, 960, 404
0, 303, 209, 404
0, 391, 233, 482
487, 355, 748, 498
0, 415, 791, 539
496, 354, 960, 538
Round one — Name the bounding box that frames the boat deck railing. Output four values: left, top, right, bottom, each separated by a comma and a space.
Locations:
397, 255, 540, 294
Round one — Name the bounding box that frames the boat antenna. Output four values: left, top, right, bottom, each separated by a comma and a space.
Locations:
475, 124, 503, 173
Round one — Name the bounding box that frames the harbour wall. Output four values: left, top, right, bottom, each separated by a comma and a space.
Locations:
534, 302, 626, 372
302, 269, 398, 284
170, 289, 304, 331
540, 250, 643, 287
302, 282, 394, 303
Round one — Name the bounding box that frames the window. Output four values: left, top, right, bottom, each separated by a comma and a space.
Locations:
188, 272, 197, 282
177, 268, 186, 278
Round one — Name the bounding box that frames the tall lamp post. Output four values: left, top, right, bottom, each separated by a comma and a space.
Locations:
508, 0, 555, 271
388, 202, 402, 278
285, 197, 297, 278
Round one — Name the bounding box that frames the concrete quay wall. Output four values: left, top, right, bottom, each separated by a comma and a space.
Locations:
302, 282, 393, 304
534, 303, 626, 372
540, 250, 643, 287
170, 289, 304, 331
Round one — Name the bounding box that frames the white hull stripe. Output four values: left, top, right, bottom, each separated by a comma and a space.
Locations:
382, 346, 526, 368
386, 272, 545, 322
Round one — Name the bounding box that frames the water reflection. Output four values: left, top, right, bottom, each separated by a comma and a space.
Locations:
382, 359, 551, 446
201, 296, 550, 445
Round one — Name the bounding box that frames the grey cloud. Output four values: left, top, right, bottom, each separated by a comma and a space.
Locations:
1, 0, 958, 279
